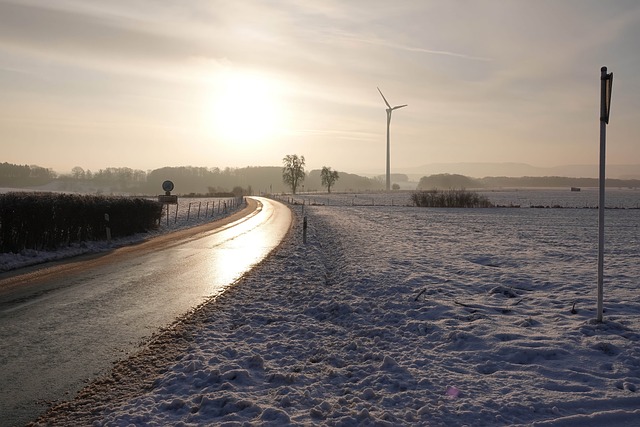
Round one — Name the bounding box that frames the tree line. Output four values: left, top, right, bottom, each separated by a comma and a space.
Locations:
280, 155, 391, 194
0, 162, 387, 194
0, 162, 57, 187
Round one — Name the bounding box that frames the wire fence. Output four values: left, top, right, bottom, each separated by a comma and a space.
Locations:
271, 188, 640, 209
270, 192, 416, 207
157, 196, 245, 227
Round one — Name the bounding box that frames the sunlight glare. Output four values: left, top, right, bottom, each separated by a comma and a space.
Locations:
205, 70, 286, 147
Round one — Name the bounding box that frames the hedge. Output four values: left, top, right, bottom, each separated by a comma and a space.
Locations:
411, 189, 494, 208
0, 192, 162, 253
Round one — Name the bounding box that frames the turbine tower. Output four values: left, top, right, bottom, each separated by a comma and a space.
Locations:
377, 87, 407, 191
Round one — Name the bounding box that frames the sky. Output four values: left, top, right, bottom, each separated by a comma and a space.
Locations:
1, 0, 640, 175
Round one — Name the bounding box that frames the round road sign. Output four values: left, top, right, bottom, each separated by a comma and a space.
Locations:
162, 180, 174, 192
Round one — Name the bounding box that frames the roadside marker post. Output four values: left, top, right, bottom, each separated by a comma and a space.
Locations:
303, 216, 308, 244
104, 213, 111, 242
597, 66, 613, 323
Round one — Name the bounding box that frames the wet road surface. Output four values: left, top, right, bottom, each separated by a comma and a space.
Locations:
0, 197, 291, 426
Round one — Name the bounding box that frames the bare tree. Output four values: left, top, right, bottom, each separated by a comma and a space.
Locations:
282, 154, 306, 194
320, 166, 339, 193
71, 166, 85, 180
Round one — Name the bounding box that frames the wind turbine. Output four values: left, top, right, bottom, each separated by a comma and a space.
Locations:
377, 87, 407, 191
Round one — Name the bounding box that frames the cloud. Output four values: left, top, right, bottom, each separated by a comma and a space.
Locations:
0, 1, 240, 83
328, 30, 491, 62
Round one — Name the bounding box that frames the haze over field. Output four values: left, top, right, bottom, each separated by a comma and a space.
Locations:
1, 1, 640, 175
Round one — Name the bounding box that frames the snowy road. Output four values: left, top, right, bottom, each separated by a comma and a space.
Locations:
0, 197, 291, 427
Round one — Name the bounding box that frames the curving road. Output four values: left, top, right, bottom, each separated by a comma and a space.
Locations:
0, 197, 291, 427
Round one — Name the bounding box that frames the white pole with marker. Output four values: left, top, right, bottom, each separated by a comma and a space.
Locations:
597, 66, 613, 323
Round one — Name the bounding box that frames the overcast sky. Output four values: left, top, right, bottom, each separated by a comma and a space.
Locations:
1, 0, 639, 174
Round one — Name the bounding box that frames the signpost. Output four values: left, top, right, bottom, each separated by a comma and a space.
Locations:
158, 180, 178, 204
597, 66, 613, 323
158, 180, 178, 226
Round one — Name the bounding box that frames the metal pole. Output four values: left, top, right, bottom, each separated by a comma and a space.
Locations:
597, 114, 606, 323
597, 66, 609, 323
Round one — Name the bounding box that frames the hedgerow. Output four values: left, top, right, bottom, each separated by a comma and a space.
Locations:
0, 193, 162, 253
411, 189, 494, 208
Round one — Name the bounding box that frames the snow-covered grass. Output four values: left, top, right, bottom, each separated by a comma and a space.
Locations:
0, 196, 244, 272
288, 187, 640, 209
33, 192, 640, 426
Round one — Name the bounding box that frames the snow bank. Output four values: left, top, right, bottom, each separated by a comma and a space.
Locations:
33, 196, 640, 426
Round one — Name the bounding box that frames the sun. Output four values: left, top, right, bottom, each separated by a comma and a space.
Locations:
205, 70, 284, 147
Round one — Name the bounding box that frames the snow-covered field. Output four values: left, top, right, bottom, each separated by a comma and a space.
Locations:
31, 191, 640, 426
290, 187, 640, 209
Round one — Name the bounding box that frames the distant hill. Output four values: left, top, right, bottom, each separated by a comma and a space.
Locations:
416, 173, 640, 190
0, 163, 386, 195
306, 170, 384, 192
399, 163, 640, 180
3, 161, 639, 195
416, 174, 479, 190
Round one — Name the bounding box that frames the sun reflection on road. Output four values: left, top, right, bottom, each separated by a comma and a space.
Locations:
206, 244, 265, 296
204, 198, 283, 297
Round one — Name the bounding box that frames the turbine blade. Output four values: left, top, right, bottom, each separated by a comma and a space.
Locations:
392, 104, 408, 110
377, 87, 391, 109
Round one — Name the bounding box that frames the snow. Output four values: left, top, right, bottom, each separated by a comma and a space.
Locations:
21, 190, 640, 426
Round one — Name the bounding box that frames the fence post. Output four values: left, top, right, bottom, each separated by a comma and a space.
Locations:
303, 216, 307, 244
187, 203, 192, 221
174, 204, 178, 223
198, 202, 201, 219
104, 213, 111, 242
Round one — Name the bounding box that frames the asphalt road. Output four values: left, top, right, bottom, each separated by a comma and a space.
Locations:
0, 197, 291, 427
